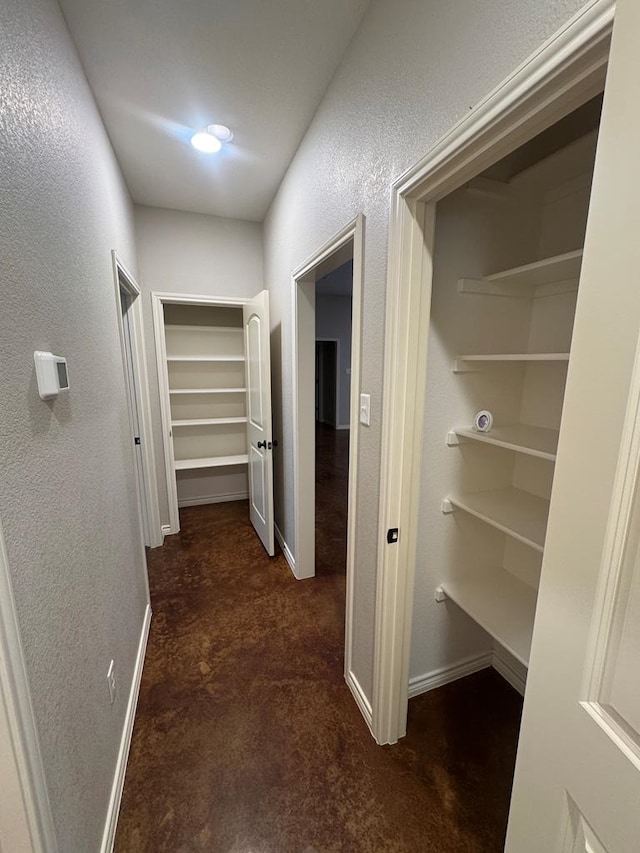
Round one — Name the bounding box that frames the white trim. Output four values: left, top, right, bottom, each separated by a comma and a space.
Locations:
274, 523, 296, 576
112, 251, 163, 552
151, 292, 251, 536
0, 519, 57, 853
178, 491, 248, 508
345, 670, 374, 734
374, 0, 613, 745
492, 646, 527, 696
408, 652, 493, 699
100, 604, 151, 853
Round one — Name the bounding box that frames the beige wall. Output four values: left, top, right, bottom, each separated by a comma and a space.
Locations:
263, 0, 589, 699
134, 205, 264, 524
0, 0, 148, 848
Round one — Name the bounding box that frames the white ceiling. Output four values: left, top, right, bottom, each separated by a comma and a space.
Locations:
58, 0, 369, 222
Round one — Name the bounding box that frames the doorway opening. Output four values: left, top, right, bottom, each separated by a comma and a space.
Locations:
374, 14, 611, 748
292, 216, 366, 721
315, 261, 353, 580
112, 251, 162, 550
151, 291, 275, 555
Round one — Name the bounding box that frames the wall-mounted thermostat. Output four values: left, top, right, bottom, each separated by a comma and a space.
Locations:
34, 351, 70, 400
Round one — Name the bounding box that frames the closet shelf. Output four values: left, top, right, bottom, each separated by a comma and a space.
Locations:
167, 355, 245, 362
439, 568, 537, 666
448, 424, 559, 461
174, 454, 249, 471
453, 353, 569, 371
458, 248, 582, 297
169, 387, 246, 395
172, 417, 248, 427
166, 325, 243, 334
443, 487, 549, 552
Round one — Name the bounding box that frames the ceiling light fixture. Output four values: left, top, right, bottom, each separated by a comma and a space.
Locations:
190, 131, 222, 153
190, 123, 233, 153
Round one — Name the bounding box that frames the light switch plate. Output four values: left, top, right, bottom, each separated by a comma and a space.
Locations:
359, 393, 371, 426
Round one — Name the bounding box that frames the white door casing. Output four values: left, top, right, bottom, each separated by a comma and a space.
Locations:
112, 251, 162, 550
506, 1, 640, 850
244, 290, 275, 556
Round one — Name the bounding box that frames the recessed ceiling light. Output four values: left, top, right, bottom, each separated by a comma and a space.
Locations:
190, 131, 222, 153
207, 124, 233, 143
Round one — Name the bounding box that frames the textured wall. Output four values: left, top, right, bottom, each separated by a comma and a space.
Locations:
0, 0, 148, 849
316, 295, 352, 428
263, 0, 588, 698
134, 205, 264, 525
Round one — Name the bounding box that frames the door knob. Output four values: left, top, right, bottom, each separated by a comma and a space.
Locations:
257, 440, 267, 449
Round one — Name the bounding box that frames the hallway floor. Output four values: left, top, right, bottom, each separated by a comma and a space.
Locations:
115, 427, 522, 852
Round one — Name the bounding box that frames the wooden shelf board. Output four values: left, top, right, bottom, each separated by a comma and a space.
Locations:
169, 387, 246, 395
453, 424, 559, 461
167, 356, 245, 362
441, 568, 537, 666
445, 487, 549, 552
166, 325, 243, 333
174, 454, 248, 471
486, 249, 583, 287
172, 417, 247, 427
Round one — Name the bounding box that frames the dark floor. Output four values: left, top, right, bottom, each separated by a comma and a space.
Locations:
115, 425, 522, 852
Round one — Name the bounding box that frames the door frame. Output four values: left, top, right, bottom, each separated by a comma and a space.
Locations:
315, 338, 340, 428
0, 517, 58, 852
151, 292, 251, 535
373, 0, 614, 745
291, 214, 365, 718
112, 251, 163, 550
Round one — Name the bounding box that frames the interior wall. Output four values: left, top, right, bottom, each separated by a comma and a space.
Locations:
0, 0, 148, 849
134, 205, 264, 525
316, 295, 352, 428
263, 0, 589, 700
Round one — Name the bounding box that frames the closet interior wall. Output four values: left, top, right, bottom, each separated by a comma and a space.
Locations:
163, 303, 248, 509
409, 126, 599, 692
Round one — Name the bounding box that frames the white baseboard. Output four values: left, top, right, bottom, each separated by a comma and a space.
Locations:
492, 645, 527, 696
177, 491, 248, 508
408, 651, 493, 698
274, 523, 296, 575
346, 669, 373, 732
100, 604, 151, 853
336, 424, 351, 431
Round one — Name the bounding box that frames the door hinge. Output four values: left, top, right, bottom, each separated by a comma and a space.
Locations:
134, 436, 141, 445
387, 528, 399, 544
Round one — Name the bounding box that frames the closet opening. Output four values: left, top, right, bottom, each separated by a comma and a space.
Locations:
152, 292, 275, 554
403, 92, 604, 840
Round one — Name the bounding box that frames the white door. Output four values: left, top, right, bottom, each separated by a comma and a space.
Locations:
244, 290, 275, 556
506, 2, 640, 850
120, 288, 151, 546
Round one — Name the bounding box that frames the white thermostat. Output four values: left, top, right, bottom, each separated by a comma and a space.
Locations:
34, 351, 70, 400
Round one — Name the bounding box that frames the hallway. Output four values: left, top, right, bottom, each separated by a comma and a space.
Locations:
116, 460, 522, 853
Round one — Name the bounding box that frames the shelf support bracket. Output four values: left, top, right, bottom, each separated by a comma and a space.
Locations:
441, 498, 454, 514
434, 586, 446, 603
446, 429, 460, 447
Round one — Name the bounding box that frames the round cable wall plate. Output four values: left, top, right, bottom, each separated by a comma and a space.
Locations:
473, 410, 493, 432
